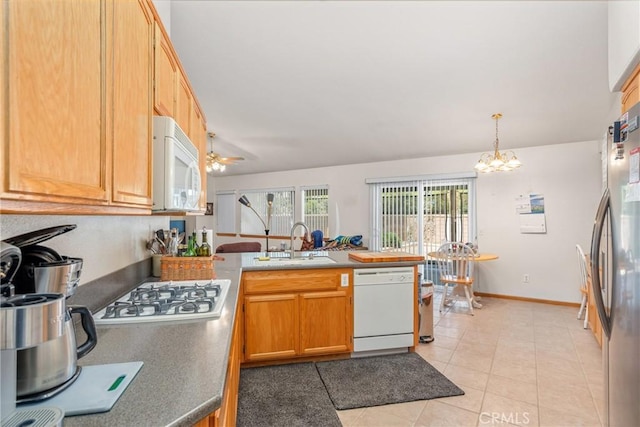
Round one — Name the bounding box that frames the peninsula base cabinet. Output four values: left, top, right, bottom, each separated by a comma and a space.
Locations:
194, 296, 242, 427
241, 269, 353, 363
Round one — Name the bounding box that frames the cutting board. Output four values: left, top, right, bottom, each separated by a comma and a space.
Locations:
20, 361, 143, 416
348, 252, 425, 263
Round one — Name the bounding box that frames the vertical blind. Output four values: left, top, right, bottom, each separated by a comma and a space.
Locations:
239, 188, 295, 236
367, 173, 477, 284
302, 185, 329, 236
215, 192, 236, 234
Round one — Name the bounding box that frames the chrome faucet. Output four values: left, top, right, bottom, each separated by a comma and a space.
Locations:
290, 221, 310, 259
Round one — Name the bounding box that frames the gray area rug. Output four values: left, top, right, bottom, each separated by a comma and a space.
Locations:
237, 362, 341, 427
316, 352, 465, 410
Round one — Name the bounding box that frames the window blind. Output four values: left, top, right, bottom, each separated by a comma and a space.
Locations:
302, 185, 329, 236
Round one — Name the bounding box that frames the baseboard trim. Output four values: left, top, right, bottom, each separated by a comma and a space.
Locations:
474, 292, 580, 308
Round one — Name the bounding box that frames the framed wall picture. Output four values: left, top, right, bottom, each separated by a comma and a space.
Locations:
205, 202, 214, 215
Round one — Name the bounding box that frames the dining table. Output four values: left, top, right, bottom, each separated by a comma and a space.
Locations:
426, 251, 499, 308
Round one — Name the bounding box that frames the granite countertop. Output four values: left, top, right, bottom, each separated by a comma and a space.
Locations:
62, 252, 423, 426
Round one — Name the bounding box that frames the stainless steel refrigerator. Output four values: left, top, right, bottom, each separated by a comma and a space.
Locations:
590, 101, 640, 427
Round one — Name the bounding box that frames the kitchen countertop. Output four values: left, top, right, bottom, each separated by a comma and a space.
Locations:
62, 251, 423, 426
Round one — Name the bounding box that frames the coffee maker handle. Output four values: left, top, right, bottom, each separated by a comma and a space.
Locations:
69, 305, 98, 358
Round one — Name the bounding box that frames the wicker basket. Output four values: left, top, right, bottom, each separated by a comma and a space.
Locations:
160, 256, 215, 281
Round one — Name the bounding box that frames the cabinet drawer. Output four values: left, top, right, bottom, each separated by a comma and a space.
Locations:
243, 269, 351, 294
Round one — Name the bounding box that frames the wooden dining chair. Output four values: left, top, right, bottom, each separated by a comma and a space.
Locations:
576, 244, 589, 329
436, 242, 476, 315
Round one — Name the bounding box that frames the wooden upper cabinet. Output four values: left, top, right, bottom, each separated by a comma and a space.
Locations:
152, 13, 208, 213
1, 0, 204, 214
2, 0, 108, 204
190, 104, 208, 210
621, 63, 640, 114
1, 0, 154, 214
175, 69, 193, 136
153, 22, 177, 117
109, 0, 153, 207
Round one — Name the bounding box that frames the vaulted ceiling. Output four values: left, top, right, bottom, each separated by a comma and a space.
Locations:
163, 0, 618, 176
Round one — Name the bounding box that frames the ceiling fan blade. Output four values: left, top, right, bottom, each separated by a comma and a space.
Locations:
218, 156, 244, 164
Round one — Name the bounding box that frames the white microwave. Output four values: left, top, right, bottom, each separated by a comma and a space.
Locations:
152, 116, 202, 212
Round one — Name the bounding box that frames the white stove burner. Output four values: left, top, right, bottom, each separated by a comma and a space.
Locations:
93, 279, 230, 324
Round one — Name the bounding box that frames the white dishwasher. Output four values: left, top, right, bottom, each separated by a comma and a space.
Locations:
353, 267, 415, 354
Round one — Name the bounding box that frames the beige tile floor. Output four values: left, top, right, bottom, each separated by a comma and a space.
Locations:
337, 289, 604, 427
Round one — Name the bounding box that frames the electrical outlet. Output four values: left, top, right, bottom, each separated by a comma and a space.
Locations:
341, 273, 349, 287
523, 274, 530, 283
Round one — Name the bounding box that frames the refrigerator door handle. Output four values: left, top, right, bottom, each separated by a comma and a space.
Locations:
590, 188, 612, 339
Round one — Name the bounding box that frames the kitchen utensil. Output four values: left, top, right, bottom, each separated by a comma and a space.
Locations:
155, 236, 167, 254
156, 229, 165, 243
19, 361, 143, 416
16, 305, 97, 401
13, 252, 82, 297
4, 225, 83, 297
1, 292, 67, 426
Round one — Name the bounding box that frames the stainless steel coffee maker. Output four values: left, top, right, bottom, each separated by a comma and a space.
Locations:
1, 242, 65, 426
2, 226, 98, 403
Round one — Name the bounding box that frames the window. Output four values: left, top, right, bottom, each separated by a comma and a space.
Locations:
302, 186, 329, 236
239, 188, 295, 237
367, 173, 477, 284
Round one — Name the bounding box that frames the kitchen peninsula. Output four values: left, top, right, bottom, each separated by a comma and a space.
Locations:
63, 252, 423, 427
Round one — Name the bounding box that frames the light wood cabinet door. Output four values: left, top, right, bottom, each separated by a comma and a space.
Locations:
175, 69, 193, 136
244, 293, 299, 361
153, 22, 177, 117
3, 0, 108, 203
621, 63, 640, 114
300, 290, 352, 356
190, 105, 208, 211
109, 0, 153, 207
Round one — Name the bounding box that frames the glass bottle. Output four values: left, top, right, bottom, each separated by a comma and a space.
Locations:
168, 228, 179, 256
192, 230, 199, 254
198, 228, 211, 257
184, 236, 197, 257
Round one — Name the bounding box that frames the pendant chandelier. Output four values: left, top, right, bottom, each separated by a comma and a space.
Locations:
474, 113, 521, 173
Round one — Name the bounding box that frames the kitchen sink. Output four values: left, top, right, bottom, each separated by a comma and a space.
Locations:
251, 254, 337, 267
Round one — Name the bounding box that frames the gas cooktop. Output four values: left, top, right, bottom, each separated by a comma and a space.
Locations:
93, 279, 230, 325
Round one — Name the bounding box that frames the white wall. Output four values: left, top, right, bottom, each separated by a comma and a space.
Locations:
152, 0, 171, 35
0, 215, 167, 284
213, 140, 603, 303
608, 0, 640, 91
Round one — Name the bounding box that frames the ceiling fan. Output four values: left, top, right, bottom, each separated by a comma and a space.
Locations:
206, 132, 244, 173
